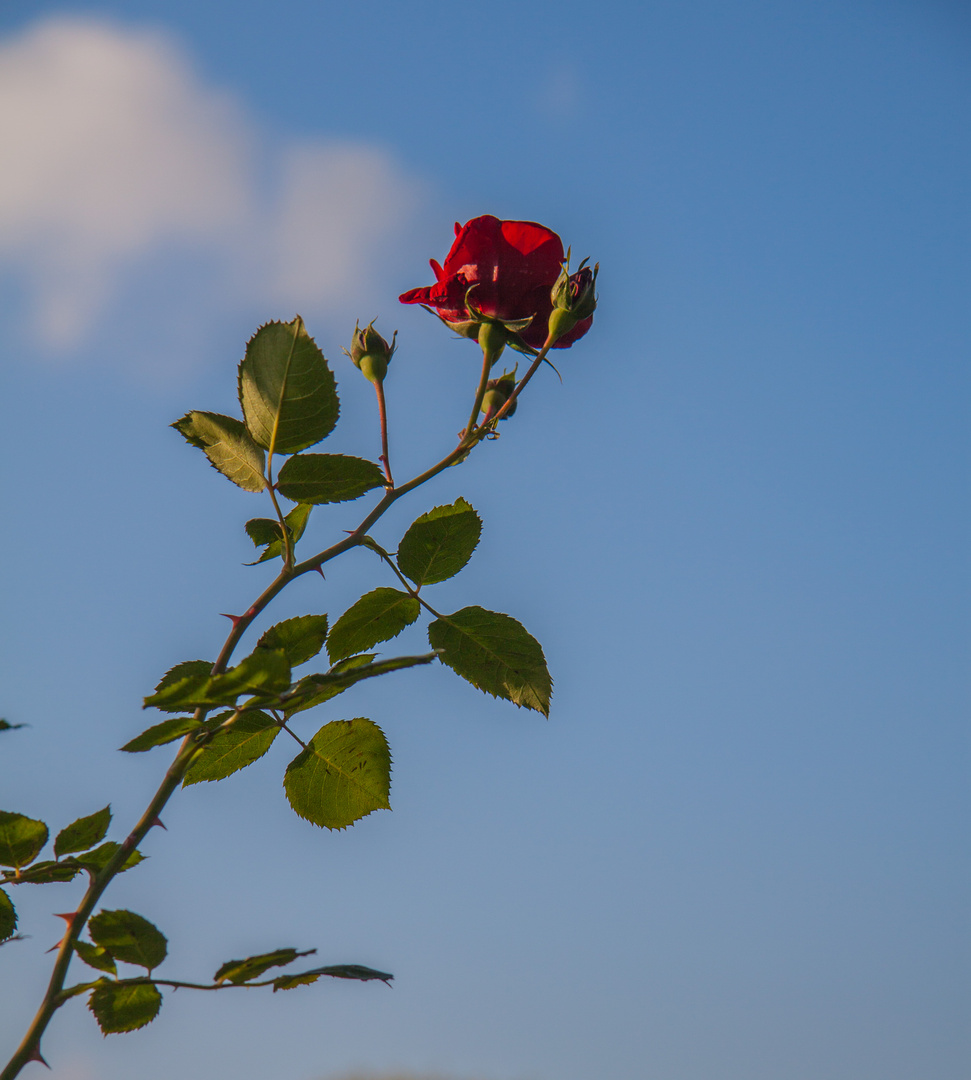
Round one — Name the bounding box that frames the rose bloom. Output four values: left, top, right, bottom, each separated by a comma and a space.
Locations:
399, 215, 593, 349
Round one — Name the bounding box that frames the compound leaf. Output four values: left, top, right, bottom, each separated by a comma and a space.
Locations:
276, 453, 384, 505
283, 719, 391, 830
171, 411, 266, 492
54, 806, 111, 858
239, 317, 338, 454
397, 498, 482, 586
88, 981, 162, 1034
0, 812, 48, 869
326, 588, 420, 663
428, 606, 551, 716
89, 910, 167, 971
183, 711, 280, 786
258, 614, 329, 666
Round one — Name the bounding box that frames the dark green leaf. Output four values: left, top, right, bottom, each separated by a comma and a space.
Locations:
283, 652, 437, 717
89, 910, 167, 971
88, 981, 162, 1033
276, 454, 384, 504
0, 889, 16, 941
397, 498, 482, 586
7, 859, 81, 884
171, 411, 266, 492
329, 653, 376, 673
120, 716, 204, 753
326, 588, 420, 663
258, 614, 329, 666
0, 812, 48, 869
74, 939, 117, 975
183, 711, 280, 786
273, 964, 393, 991
143, 660, 212, 712
76, 843, 146, 875
145, 651, 290, 711
0, 719, 26, 733
54, 806, 111, 857
239, 317, 339, 454
428, 606, 552, 716
214, 947, 314, 985
272, 971, 321, 991
244, 502, 312, 564
283, 718, 391, 830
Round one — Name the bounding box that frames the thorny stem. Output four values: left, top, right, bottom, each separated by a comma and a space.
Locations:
1, 331, 556, 1080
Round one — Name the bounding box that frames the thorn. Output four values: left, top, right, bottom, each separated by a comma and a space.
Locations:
149, 816, 167, 830
314, 566, 326, 579
54, 913, 76, 925
26, 1046, 50, 1069
220, 613, 243, 628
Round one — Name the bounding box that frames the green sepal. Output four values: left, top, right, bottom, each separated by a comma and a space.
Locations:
213, 947, 315, 985
283, 718, 392, 830
120, 716, 204, 753
239, 317, 339, 454
0, 888, 16, 941
76, 843, 146, 875
88, 980, 162, 1034
427, 606, 552, 716
5, 859, 81, 884
0, 811, 48, 869
74, 939, 118, 975
171, 411, 266, 493
282, 652, 438, 718
396, 498, 482, 586
326, 588, 420, 663
143, 660, 212, 713
89, 910, 167, 971
54, 806, 111, 857
257, 614, 329, 666
244, 503, 312, 564
182, 711, 280, 786
276, 454, 384, 505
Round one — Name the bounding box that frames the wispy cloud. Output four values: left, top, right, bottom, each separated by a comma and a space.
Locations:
0, 17, 422, 363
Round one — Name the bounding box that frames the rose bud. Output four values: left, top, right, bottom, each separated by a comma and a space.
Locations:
548, 259, 599, 344
480, 366, 519, 421
345, 320, 396, 385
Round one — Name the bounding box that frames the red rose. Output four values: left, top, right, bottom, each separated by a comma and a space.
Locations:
399, 215, 593, 349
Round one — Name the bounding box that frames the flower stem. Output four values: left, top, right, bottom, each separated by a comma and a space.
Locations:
374, 380, 393, 488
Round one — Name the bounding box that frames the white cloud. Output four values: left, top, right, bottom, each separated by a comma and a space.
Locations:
0, 17, 421, 356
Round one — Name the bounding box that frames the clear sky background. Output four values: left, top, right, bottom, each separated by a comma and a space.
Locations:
0, 2, 967, 1079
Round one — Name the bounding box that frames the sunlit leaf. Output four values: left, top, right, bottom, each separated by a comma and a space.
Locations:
282, 653, 437, 718
257, 614, 329, 666
326, 588, 419, 662
214, 947, 314, 985
182, 712, 280, 786
74, 939, 117, 975
276, 454, 384, 504
397, 498, 482, 586
89, 910, 167, 971
171, 411, 266, 492
88, 981, 162, 1033
0, 812, 48, 869
54, 806, 111, 857
120, 716, 204, 753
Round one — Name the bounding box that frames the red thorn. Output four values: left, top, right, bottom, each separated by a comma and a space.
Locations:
149, 816, 167, 830
26, 1046, 50, 1068
54, 913, 76, 926
314, 566, 326, 578
220, 613, 243, 628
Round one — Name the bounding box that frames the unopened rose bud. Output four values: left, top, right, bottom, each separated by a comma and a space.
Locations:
345, 320, 396, 385
548, 259, 599, 343
480, 367, 518, 420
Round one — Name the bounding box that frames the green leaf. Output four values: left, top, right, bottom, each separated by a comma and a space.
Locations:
257, 614, 329, 666
283, 718, 392, 830
276, 453, 384, 505
283, 652, 438, 718
89, 910, 167, 971
7, 859, 81, 884
74, 939, 117, 975
238, 317, 339, 455
76, 843, 146, 875
329, 653, 376, 673
245, 502, 312, 564
171, 411, 266, 492
0, 719, 26, 733
0, 888, 16, 941
213, 947, 314, 985
428, 606, 552, 716
88, 981, 162, 1033
273, 964, 393, 991
326, 588, 420, 663
397, 498, 482, 586
183, 711, 280, 786
54, 806, 111, 857
143, 660, 212, 712
120, 716, 204, 753
0, 812, 48, 869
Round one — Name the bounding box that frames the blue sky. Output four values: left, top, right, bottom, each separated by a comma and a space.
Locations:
0, 2, 967, 1079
